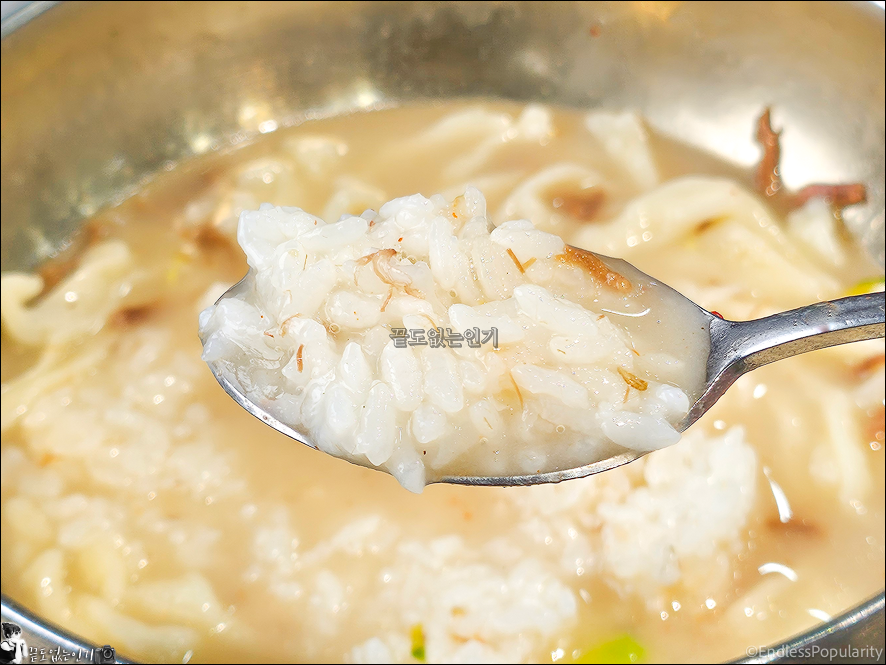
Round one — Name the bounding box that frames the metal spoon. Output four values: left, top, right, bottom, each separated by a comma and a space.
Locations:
202, 263, 885, 487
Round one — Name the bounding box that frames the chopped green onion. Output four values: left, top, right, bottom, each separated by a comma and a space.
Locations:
410, 623, 426, 662
574, 634, 646, 664
847, 276, 885, 296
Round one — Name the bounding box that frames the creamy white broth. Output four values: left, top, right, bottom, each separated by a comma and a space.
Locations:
1, 102, 883, 664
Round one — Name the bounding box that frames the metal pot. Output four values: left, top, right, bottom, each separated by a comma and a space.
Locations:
2, 2, 883, 662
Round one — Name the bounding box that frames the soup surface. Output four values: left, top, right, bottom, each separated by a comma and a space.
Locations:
1, 102, 884, 663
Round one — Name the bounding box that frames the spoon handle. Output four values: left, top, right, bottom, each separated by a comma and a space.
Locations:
683, 292, 885, 430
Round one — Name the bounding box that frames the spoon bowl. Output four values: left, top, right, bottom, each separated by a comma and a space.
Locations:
202, 253, 885, 487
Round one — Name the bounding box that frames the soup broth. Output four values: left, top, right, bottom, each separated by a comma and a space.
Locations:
1, 102, 883, 663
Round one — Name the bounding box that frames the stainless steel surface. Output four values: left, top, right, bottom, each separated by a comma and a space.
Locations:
683, 292, 886, 434
740, 593, 886, 664
2, 1, 884, 662
0, 596, 129, 664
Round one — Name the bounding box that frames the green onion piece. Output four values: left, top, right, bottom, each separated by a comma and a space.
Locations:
847, 276, 885, 296
574, 634, 646, 664
410, 623, 426, 662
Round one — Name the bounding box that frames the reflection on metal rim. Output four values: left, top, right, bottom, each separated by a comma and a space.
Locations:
736, 592, 885, 664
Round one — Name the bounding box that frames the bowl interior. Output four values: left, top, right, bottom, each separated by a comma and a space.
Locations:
1, 1, 884, 661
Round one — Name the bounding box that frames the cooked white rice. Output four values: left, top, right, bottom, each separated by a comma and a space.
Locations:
198, 188, 705, 490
